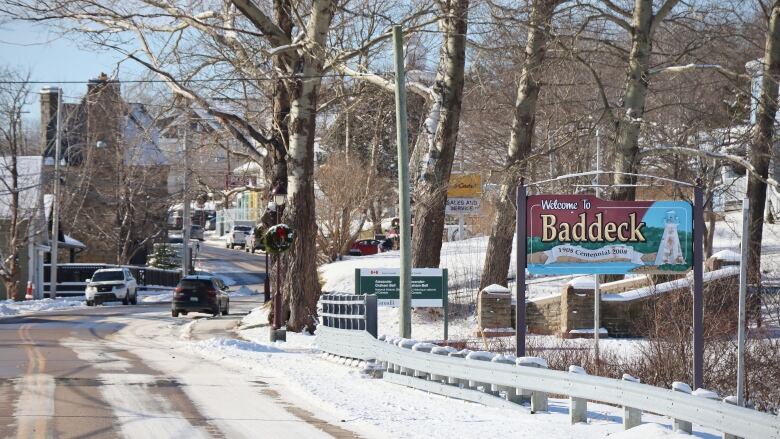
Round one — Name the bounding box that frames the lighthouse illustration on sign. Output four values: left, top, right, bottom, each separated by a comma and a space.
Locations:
654, 210, 685, 266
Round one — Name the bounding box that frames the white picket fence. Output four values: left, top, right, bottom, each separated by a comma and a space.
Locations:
315, 326, 780, 439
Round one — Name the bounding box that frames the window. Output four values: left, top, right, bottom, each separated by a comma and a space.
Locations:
92, 271, 124, 282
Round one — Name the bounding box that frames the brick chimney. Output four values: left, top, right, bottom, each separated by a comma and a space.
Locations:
85, 72, 122, 154
39, 86, 61, 160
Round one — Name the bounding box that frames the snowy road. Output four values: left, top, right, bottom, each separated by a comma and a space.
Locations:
0, 239, 363, 438
0, 301, 362, 438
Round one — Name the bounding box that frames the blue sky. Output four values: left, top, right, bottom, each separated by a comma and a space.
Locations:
0, 21, 143, 120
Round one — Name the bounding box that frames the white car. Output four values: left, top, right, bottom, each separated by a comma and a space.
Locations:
226, 225, 252, 249
85, 268, 138, 306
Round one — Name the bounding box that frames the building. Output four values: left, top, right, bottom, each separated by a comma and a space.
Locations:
39, 74, 169, 265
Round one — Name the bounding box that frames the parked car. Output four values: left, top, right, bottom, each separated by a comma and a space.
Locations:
171, 274, 229, 317
226, 225, 252, 249
190, 224, 205, 241
349, 239, 381, 256
85, 268, 138, 306
245, 225, 266, 253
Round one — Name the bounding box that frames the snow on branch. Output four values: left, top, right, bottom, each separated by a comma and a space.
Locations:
648, 64, 749, 81
641, 145, 780, 189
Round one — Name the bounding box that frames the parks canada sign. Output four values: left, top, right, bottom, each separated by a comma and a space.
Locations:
526, 195, 693, 275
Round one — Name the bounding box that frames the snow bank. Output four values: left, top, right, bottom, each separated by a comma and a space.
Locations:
0, 298, 85, 317
141, 292, 173, 303
190, 338, 283, 355
231, 285, 257, 297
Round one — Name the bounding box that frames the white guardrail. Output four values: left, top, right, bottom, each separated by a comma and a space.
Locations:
315, 326, 780, 439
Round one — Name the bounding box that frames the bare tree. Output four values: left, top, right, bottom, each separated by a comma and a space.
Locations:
0, 67, 35, 299
4, 0, 341, 330
747, 0, 780, 283
480, 0, 564, 289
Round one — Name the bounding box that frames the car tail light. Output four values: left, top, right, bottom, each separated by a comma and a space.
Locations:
174, 287, 184, 298
207, 289, 218, 297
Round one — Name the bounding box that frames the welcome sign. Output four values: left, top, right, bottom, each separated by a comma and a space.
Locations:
526, 195, 693, 275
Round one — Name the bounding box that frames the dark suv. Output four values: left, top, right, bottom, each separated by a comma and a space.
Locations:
172, 275, 230, 317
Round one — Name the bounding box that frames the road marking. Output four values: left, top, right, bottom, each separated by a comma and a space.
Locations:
61, 338, 132, 371
14, 324, 55, 439
99, 373, 210, 439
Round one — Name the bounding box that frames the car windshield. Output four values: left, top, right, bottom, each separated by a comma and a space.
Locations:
92, 271, 123, 282
234, 226, 251, 232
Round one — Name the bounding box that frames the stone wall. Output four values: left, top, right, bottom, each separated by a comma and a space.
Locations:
477, 287, 514, 337
526, 295, 560, 335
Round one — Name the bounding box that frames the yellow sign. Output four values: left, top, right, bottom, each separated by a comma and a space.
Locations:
448, 173, 481, 198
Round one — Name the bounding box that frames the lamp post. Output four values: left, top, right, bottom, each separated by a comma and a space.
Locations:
270, 183, 287, 342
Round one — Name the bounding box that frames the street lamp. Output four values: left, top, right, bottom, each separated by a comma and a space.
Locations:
270, 182, 287, 342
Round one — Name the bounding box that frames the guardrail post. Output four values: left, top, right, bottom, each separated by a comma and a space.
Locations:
491, 355, 521, 403
466, 352, 498, 395
672, 382, 693, 434
397, 339, 417, 375
518, 357, 549, 413
622, 374, 642, 429
447, 349, 472, 387
569, 365, 588, 424
721, 396, 741, 439
430, 346, 456, 382
411, 343, 435, 379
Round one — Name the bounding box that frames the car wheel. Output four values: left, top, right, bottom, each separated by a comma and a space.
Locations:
172, 309, 179, 317
222, 301, 229, 316
212, 306, 219, 317
130, 294, 137, 305
122, 294, 129, 305
181, 311, 188, 315
86, 300, 94, 307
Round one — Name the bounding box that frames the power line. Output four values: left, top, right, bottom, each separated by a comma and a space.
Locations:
0, 72, 393, 85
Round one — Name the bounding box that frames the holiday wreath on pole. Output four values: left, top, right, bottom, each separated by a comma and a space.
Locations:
264, 224, 295, 253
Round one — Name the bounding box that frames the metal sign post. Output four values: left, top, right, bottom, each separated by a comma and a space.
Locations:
516, 179, 527, 357
737, 198, 749, 405
693, 180, 704, 389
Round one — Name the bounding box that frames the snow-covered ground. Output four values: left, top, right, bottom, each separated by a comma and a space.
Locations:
0, 297, 85, 317
176, 306, 719, 439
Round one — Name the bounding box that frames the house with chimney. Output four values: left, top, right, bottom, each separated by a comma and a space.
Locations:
39, 74, 170, 265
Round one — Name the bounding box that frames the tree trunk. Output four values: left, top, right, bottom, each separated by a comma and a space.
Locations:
612, 0, 654, 201
267, 0, 292, 189
479, 0, 558, 289
282, 0, 335, 332
747, 0, 780, 285
410, 0, 469, 268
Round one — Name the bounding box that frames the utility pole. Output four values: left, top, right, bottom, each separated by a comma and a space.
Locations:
181, 122, 191, 276
50, 88, 63, 300
393, 25, 412, 338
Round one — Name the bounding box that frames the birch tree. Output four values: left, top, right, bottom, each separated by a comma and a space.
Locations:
5, 0, 337, 331
479, 0, 564, 289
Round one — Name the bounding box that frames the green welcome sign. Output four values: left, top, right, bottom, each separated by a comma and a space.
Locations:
354, 268, 447, 307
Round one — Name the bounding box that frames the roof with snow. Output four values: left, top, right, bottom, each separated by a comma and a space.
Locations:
124, 103, 168, 166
